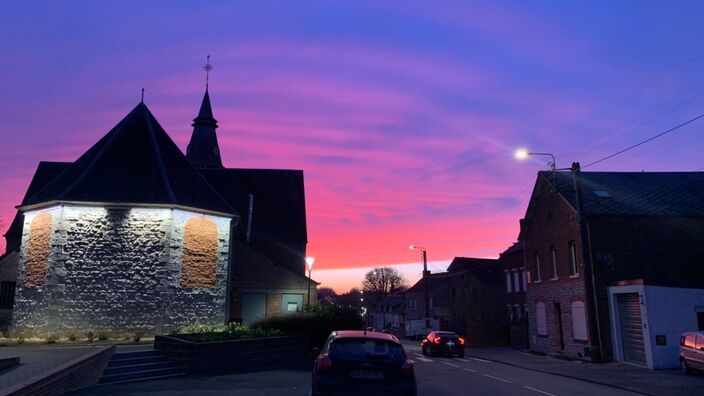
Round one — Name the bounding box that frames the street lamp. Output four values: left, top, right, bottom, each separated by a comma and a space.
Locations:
409, 245, 431, 332
515, 148, 556, 171
306, 256, 315, 307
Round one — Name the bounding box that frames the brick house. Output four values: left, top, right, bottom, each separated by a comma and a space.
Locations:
405, 257, 507, 346
520, 166, 704, 368
499, 242, 528, 346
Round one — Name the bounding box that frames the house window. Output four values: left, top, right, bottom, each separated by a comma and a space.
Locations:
534, 252, 542, 282
697, 312, 704, 331
550, 246, 558, 280
569, 241, 579, 276
513, 271, 520, 292
522, 271, 527, 290
536, 302, 547, 335
0, 282, 15, 309
505, 272, 513, 293
571, 301, 588, 341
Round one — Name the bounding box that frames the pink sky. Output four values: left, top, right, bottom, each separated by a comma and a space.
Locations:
2, 1, 704, 292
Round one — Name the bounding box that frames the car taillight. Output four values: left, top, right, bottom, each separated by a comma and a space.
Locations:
402, 358, 415, 378
458, 337, 465, 345
316, 355, 333, 371
433, 337, 441, 344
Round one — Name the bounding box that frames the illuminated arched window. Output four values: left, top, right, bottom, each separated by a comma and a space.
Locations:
180, 217, 219, 288
26, 212, 53, 287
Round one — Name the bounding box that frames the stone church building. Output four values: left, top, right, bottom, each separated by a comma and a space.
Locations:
0, 87, 315, 336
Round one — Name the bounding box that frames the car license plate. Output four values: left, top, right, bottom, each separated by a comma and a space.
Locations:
350, 370, 384, 380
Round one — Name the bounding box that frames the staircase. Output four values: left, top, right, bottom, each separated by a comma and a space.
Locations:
99, 349, 186, 384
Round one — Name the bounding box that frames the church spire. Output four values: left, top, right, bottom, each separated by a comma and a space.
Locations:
186, 56, 224, 168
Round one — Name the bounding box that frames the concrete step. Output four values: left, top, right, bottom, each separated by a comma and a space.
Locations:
111, 350, 162, 359
99, 367, 184, 383
98, 372, 188, 385
103, 361, 175, 376
107, 355, 164, 367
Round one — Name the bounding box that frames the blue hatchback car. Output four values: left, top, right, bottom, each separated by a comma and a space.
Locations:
311, 330, 417, 396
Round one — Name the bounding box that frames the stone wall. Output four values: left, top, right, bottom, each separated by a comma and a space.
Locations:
11, 205, 231, 336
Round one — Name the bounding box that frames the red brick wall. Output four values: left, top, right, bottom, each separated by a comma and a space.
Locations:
523, 176, 591, 359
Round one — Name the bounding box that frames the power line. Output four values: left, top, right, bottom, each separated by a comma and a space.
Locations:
577, 83, 704, 159
584, 111, 704, 168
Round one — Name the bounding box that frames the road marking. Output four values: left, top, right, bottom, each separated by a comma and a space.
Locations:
457, 358, 470, 362
462, 367, 475, 373
417, 357, 433, 362
440, 361, 460, 368
522, 385, 556, 396
471, 357, 491, 363
482, 374, 511, 383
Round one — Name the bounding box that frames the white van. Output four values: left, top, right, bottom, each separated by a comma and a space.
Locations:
680, 331, 704, 374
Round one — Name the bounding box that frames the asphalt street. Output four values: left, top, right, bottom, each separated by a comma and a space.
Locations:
69, 343, 645, 396
401, 341, 640, 396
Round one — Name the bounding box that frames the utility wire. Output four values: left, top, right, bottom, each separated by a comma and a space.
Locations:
584, 111, 704, 168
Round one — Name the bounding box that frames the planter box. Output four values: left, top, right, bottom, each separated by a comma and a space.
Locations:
154, 335, 309, 374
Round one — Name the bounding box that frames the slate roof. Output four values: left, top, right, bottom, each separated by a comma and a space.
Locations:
500, 241, 523, 257
542, 171, 704, 216
446, 257, 498, 273
406, 272, 455, 294
199, 168, 307, 244
4, 162, 71, 246
22, 103, 234, 216
186, 90, 223, 168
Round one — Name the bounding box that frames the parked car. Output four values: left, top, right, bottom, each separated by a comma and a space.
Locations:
421, 331, 465, 358
680, 331, 704, 374
311, 330, 417, 396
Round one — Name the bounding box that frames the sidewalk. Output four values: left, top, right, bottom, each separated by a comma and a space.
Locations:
464, 347, 704, 396
0, 344, 101, 390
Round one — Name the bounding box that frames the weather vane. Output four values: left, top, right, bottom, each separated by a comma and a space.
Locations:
203, 54, 213, 90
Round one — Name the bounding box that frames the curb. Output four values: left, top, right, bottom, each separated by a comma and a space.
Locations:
464, 352, 657, 396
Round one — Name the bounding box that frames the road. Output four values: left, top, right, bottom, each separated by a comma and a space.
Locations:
401, 341, 640, 396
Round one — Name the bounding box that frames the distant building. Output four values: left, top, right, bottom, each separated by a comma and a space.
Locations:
520, 166, 704, 368
369, 293, 405, 335
405, 257, 506, 346
1, 87, 315, 335
499, 242, 528, 347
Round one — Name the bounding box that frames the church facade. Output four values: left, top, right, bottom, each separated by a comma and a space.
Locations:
3, 86, 314, 336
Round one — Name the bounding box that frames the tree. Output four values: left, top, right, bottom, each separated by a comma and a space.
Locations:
317, 287, 338, 305
362, 267, 407, 296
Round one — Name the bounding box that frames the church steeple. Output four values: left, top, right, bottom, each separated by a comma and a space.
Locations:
186, 56, 223, 168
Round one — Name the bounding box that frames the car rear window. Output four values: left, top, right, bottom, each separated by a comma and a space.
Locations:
329, 338, 404, 361
684, 334, 696, 348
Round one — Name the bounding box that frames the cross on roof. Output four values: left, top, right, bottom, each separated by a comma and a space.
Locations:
203, 55, 213, 90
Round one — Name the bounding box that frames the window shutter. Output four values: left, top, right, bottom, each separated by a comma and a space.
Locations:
571, 301, 588, 341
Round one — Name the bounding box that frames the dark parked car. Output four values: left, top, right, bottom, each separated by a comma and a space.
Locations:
680, 331, 704, 374
421, 331, 465, 357
312, 330, 417, 396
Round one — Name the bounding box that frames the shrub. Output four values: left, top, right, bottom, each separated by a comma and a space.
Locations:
46, 334, 58, 344
86, 331, 95, 343
253, 304, 363, 348
170, 322, 284, 343
133, 332, 144, 343
66, 331, 78, 341
97, 332, 109, 341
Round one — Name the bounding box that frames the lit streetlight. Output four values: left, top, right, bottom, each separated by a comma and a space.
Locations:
306, 256, 315, 307
514, 148, 556, 171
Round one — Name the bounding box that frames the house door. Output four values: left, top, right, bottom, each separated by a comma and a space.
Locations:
617, 293, 647, 366
554, 303, 565, 350
241, 293, 267, 325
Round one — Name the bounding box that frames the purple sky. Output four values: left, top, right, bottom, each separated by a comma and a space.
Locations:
2, 1, 704, 291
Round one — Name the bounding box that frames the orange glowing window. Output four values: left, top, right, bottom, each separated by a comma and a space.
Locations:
181, 217, 219, 288
25, 212, 52, 287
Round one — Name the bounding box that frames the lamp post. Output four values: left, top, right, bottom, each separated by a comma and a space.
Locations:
306, 256, 315, 307
409, 245, 430, 332
515, 149, 556, 171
